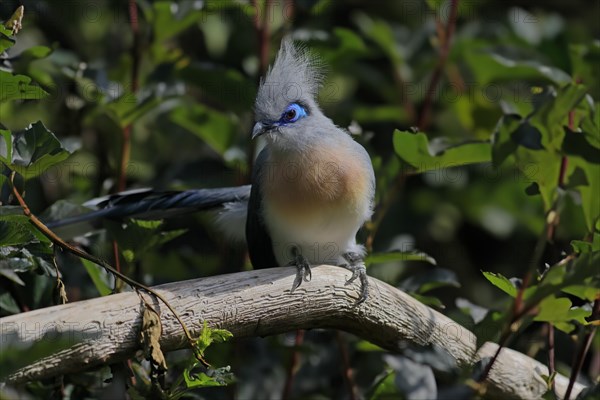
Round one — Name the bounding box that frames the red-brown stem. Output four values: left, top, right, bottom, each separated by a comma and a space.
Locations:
117, 0, 141, 192
367, 1, 460, 249
282, 330, 305, 400
417, 0, 460, 131
112, 240, 122, 290
482, 100, 579, 383
564, 300, 600, 400
248, 0, 274, 182
8, 173, 206, 366
514, 272, 531, 315
259, 0, 273, 77
336, 331, 358, 400
547, 323, 556, 393
477, 326, 513, 383
112, 0, 142, 291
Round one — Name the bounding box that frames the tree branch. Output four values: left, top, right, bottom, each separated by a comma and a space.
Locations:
0, 266, 585, 399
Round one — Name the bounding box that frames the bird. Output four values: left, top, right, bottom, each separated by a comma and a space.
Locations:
46, 39, 376, 303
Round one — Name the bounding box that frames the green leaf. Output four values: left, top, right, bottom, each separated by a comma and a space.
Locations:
183, 322, 234, 388
170, 103, 237, 157
534, 296, 592, 333
482, 271, 517, 297
0, 25, 12, 36
366, 370, 398, 400
177, 64, 256, 113
17, 45, 52, 60
393, 130, 491, 173
356, 340, 384, 352
532, 84, 588, 150
152, 1, 204, 43
410, 293, 446, 309
0, 122, 71, 179
331, 27, 369, 59
106, 93, 163, 128
561, 285, 599, 302
0, 71, 49, 103
366, 250, 436, 266
570, 237, 600, 254
400, 268, 460, 294
81, 258, 112, 296
184, 366, 234, 388
107, 219, 187, 263
353, 13, 401, 65
525, 251, 600, 307
194, 321, 233, 356
563, 126, 600, 232
354, 105, 409, 124
492, 85, 590, 211
0, 220, 35, 246
486, 53, 571, 85
0, 30, 15, 53
473, 310, 505, 348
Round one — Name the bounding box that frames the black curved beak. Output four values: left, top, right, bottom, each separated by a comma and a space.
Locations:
252, 121, 275, 139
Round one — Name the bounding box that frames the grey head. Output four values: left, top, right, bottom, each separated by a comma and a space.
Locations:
252, 39, 334, 150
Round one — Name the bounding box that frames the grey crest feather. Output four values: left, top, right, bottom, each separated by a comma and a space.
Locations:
254, 39, 324, 121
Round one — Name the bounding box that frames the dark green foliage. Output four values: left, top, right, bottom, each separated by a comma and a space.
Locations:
1, 1, 598, 399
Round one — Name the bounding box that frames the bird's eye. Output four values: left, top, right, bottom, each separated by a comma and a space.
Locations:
280, 103, 307, 123
284, 108, 296, 121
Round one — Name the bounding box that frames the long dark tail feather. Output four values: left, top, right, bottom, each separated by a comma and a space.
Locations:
44, 185, 252, 228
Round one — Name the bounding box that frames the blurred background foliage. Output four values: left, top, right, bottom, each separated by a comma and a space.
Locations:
1, 0, 599, 399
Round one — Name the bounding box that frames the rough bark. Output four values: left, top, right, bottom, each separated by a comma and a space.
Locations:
0, 266, 585, 398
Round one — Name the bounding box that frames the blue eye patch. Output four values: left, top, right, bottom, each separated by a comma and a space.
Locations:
278, 103, 307, 124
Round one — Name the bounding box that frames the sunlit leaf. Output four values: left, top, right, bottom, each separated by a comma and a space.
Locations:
184, 322, 234, 388
561, 285, 599, 302
366, 249, 436, 266
481, 271, 517, 297
534, 295, 591, 333
366, 369, 398, 400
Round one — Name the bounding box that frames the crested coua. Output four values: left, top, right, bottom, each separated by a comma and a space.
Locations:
46, 39, 376, 303
246, 40, 375, 301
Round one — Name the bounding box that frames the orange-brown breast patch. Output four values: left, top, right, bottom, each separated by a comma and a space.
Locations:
263, 146, 370, 221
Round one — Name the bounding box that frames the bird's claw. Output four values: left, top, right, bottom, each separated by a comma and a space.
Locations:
340, 252, 369, 305
287, 248, 312, 293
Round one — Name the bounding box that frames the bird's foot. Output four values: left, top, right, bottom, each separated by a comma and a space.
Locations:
286, 247, 312, 293
339, 252, 369, 305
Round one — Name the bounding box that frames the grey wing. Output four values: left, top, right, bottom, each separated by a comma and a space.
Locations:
246, 148, 279, 269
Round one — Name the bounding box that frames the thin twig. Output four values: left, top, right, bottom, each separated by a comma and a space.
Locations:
417, 0, 460, 131
366, 0, 460, 249
564, 299, 600, 400
112, 0, 142, 290
9, 173, 208, 367
281, 330, 305, 400
547, 323, 556, 394
248, 0, 274, 182
117, 0, 141, 192
479, 97, 581, 385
